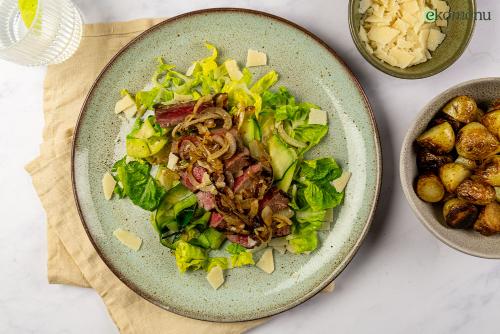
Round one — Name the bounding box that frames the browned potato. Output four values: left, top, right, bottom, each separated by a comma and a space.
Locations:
442, 198, 479, 229
473, 202, 500, 236
477, 108, 485, 119
455, 122, 500, 160
496, 187, 500, 202
455, 156, 477, 170
417, 150, 453, 171
429, 114, 461, 132
439, 163, 472, 193
416, 122, 455, 154
475, 156, 500, 186
488, 99, 500, 112
442, 96, 478, 124
456, 179, 496, 205
416, 174, 445, 203
481, 110, 500, 139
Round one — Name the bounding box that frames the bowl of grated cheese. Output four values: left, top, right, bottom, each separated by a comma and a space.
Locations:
349, 0, 476, 79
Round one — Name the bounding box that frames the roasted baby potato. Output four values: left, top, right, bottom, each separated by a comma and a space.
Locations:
442, 198, 479, 229
442, 96, 478, 124
481, 110, 500, 139
416, 174, 445, 203
473, 202, 500, 236
488, 99, 500, 112
417, 150, 453, 171
455, 156, 477, 170
456, 179, 496, 205
416, 122, 455, 154
475, 155, 500, 186
439, 163, 472, 193
455, 122, 500, 160
429, 113, 462, 132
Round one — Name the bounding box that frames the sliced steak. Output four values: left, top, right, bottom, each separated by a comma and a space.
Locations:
259, 188, 289, 212
179, 171, 195, 191
225, 149, 250, 173
226, 234, 258, 248
196, 191, 216, 210
209, 212, 225, 228
192, 165, 206, 183
179, 166, 207, 190
233, 163, 262, 193
155, 101, 211, 127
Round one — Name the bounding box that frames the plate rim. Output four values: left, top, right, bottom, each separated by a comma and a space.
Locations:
71, 7, 382, 322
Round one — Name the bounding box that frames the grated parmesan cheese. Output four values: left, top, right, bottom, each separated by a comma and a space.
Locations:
359, 0, 449, 69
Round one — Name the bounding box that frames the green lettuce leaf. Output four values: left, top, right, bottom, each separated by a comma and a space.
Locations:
226, 243, 247, 255
287, 230, 318, 254
292, 124, 328, 149
295, 208, 326, 229
174, 240, 207, 272
226, 243, 254, 267
126, 116, 168, 158
206, 257, 229, 272
112, 159, 166, 211
261, 87, 318, 123
250, 70, 278, 94
135, 86, 173, 113
230, 252, 255, 268
195, 227, 226, 250
300, 158, 342, 182
303, 183, 325, 211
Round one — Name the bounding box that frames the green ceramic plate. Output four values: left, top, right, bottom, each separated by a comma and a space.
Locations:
349, 0, 476, 79
72, 8, 381, 322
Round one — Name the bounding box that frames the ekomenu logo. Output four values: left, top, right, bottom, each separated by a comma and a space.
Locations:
424, 9, 492, 23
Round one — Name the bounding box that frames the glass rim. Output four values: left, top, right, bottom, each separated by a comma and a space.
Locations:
1, 0, 46, 51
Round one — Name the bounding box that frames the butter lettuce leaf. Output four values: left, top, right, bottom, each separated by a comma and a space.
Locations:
226, 242, 254, 267
206, 257, 229, 272
226, 243, 247, 255
230, 252, 254, 268
300, 158, 342, 182
292, 124, 328, 150
175, 240, 207, 272
112, 159, 166, 211
288, 230, 318, 254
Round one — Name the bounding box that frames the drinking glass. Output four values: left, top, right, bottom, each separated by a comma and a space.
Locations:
0, 0, 83, 66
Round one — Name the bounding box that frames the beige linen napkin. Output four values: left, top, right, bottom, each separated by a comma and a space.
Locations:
26, 18, 334, 333
26, 18, 265, 333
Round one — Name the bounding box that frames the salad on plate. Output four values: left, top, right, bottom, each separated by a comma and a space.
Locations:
104, 44, 351, 289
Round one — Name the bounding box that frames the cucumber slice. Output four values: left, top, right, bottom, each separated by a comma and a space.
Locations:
147, 136, 168, 155
126, 138, 151, 158
259, 112, 275, 141
134, 118, 156, 139
269, 134, 296, 180
241, 115, 261, 146
277, 161, 297, 193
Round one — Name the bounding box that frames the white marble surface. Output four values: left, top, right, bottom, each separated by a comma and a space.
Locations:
1, 0, 500, 333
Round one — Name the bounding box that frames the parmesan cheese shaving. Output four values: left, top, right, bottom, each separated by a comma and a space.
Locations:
185, 62, 196, 76
167, 152, 179, 171
246, 49, 267, 67
256, 248, 274, 274
114, 94, 135, 114
113, 229, 142, 251
331, 171, 352, 193
359, 0, 449, 69
225, 59, 243, 81
102, 172, 116, 200
206, 266, 225, 290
